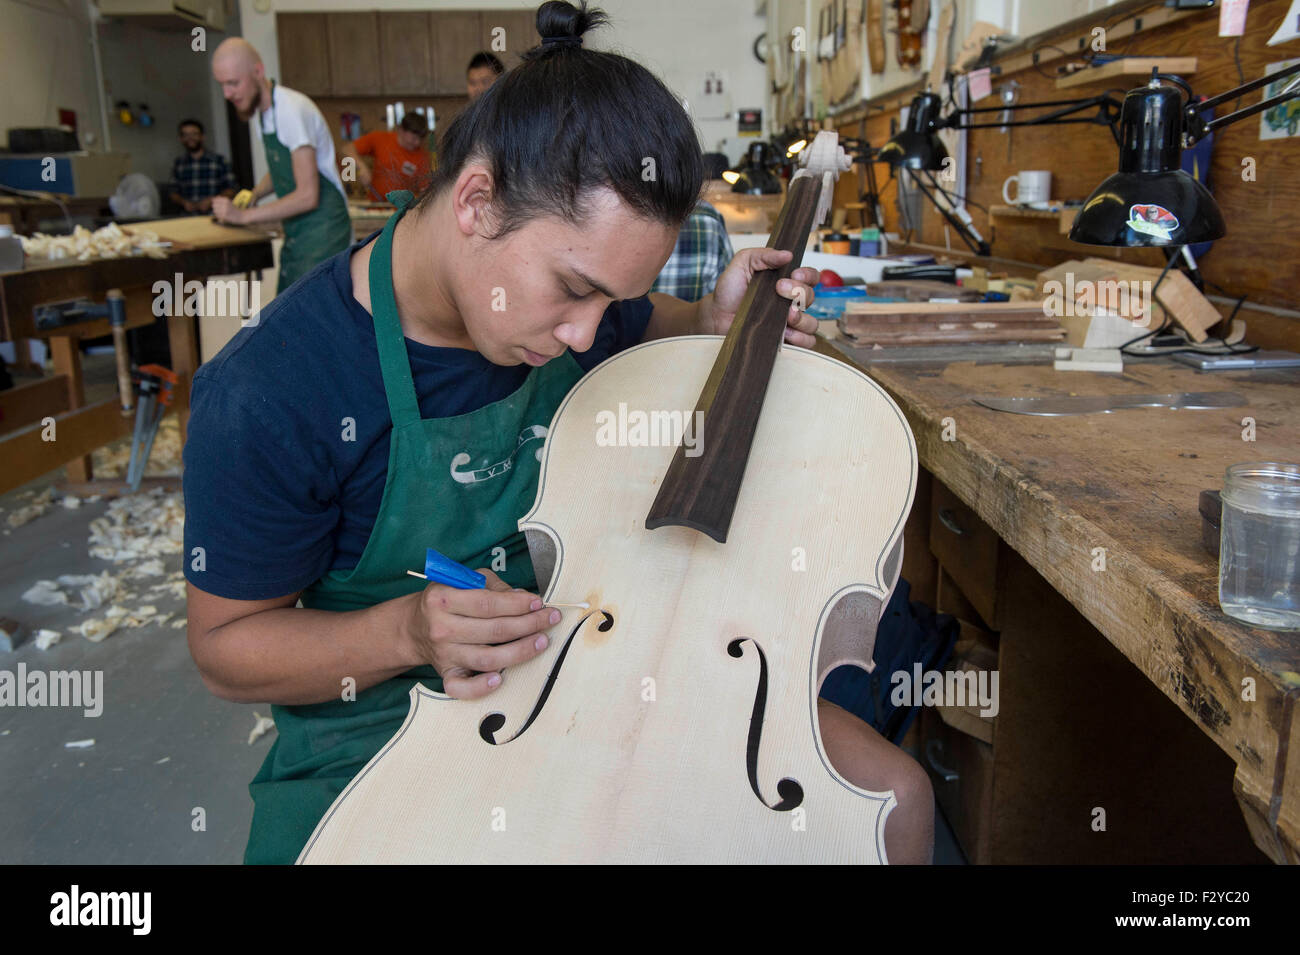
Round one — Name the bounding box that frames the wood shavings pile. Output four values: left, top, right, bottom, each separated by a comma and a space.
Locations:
91, 416, 182, 479
19, 222, 167, 262
88, 488, 184, 562
19, 488, 188, 644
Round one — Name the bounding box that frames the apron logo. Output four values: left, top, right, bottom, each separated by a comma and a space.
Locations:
450, 425, 548, 484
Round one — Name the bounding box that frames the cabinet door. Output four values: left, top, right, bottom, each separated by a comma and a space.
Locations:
380, 12, 434, 96
482, 9, 539, 68
327, 12, 382, 96
277, 13, 331, 96
429, 11, 482, 96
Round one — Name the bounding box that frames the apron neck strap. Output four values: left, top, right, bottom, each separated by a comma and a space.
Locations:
368, 203, 422, 427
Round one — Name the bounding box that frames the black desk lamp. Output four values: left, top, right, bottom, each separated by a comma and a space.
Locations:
722, 141, 783, 195
1069, 63, 1300, 246
875, 89, 1124, 256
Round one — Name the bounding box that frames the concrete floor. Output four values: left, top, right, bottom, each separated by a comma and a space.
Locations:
1, 351, 964, 865
1, 355, 266, 864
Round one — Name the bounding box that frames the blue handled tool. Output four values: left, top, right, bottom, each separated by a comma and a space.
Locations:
405, 548, 589, 608
404, 548, 486, 589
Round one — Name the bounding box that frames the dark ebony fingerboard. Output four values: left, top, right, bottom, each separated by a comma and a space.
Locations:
645, 174, 823, 542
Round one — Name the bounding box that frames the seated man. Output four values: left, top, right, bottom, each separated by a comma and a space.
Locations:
650, 200, 734, 302
167, 119, 237, 215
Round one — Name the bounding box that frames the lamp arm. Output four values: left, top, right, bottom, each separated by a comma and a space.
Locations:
908, 169, 990, 257
944, 94, 1122, 133
1184, 60, 1300, 142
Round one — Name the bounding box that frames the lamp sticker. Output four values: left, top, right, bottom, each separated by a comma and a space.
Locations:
1127, 203, 1179, 241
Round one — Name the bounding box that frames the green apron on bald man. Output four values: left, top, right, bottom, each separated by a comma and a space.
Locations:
211, 38, 352, 294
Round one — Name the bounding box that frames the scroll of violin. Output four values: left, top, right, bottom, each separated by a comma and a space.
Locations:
298, 132, 918, 864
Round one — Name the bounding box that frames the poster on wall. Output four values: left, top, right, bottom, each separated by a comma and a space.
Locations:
1259, 59, 1300, 140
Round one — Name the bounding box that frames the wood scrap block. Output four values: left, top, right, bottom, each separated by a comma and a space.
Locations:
860, 280, 982, 302
839, 301, 1065, 346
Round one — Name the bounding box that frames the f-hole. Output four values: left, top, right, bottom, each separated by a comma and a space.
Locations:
727, 638, 804, 812
478, 610, 613, 744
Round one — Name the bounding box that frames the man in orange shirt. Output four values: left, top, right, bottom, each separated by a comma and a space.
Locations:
340, 112, 431, 201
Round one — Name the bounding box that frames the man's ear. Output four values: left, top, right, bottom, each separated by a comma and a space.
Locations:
450, 163, 498, 238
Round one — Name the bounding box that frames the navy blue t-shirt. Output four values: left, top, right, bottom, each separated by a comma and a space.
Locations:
182, 233, 653, 601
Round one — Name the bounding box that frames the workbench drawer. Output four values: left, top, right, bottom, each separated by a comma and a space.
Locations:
929, 481, 1003, 628
921, 706, 993, 865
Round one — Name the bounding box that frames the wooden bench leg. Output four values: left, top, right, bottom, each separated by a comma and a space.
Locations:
48, 335, 92, 482
167, 314, 199, 442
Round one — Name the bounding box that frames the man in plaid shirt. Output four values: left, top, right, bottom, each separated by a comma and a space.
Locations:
167, 119, 237, 214
650, 201, 734, 302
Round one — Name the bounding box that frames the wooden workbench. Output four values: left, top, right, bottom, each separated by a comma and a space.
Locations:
819, 336, 1299, 863
0, 216, 274, 493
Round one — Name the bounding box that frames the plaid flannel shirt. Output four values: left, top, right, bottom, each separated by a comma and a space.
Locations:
168, 151, 237, 204
651, 201, 734, 302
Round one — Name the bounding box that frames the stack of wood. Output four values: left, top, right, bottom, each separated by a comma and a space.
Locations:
839, 298, 1066, 347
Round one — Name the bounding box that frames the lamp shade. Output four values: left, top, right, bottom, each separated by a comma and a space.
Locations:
1069, 84, 1225, 247
878, 92, 949, 171
729, 141, 783, 195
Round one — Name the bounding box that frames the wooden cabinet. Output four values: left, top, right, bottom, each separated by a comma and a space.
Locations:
430, 11, 482, 96
380, 12, 434, 96
277, 13, 331, 96
486, 9, 540, 68
278, 9, 523, 99
327, 13, 381, 96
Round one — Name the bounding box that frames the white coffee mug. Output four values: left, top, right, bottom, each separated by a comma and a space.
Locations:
1003, 170, 1052, 206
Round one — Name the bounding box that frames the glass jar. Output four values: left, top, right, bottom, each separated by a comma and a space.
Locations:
1219, 462, 1300, 630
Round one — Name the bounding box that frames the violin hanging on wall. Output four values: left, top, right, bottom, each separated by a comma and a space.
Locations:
297, 133, 918, 864
894, 0, 930, 71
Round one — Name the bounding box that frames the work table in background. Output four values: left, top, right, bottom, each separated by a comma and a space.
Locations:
817, 334, 1299, 864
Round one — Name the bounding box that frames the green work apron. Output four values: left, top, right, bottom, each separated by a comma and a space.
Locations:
262, 80, 353, 294
244, 191, 586, 864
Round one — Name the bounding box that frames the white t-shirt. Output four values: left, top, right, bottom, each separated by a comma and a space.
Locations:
259, 84, 347, 200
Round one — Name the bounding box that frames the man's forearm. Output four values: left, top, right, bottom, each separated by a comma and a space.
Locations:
252, 173, 273, 200
239, 188, 319, 223
643, 292, 711, 341
194, 595, 419, 706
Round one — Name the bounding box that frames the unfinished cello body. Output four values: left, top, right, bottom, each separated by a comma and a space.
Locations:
298, 134, 917, 864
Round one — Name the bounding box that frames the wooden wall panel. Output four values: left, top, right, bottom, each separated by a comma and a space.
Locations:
835, 0, 1300, 314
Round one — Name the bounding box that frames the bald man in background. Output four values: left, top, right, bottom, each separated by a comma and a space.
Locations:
210, 38, 352, 293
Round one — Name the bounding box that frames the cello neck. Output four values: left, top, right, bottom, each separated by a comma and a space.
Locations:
644, 172, 826, 543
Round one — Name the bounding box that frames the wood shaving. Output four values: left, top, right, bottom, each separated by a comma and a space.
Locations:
22, 580, 69, 607
34, 629, 62, 650
80, 606, 128, 642
248, 712, 276, 745
6, 488, 54, 527
19, 222, 167, 262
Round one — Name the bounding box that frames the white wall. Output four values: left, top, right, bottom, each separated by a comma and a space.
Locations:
0, 0, 236, 189
0, 0, 105, 144
237, 0, 768, 183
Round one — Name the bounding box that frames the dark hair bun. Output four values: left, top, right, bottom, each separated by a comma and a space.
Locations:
536, 0, 608, 41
